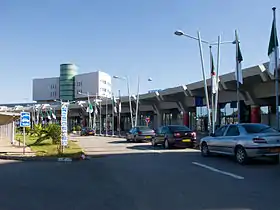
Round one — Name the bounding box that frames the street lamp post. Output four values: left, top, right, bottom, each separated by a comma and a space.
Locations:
78, 92, 93, 128
174, 30, 235, 133
135, 77, 153, 127
113, 75, 133, 128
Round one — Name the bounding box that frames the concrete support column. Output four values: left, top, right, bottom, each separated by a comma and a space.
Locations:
171, 113, 178, 125
152, 104, 162, 129
250, 105, 261, 123
183, 112, 189, 127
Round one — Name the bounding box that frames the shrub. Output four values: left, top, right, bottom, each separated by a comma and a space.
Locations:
72, 126, 76, 131
30, 124, 44, 137
75, 125, 81, 131
33, 124, 61, 145
47, 124, 61, 144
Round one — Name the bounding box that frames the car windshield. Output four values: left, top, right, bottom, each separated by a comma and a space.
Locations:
242, 124, 278, 134
168, 125, 191, 132
138, 126, 152, 131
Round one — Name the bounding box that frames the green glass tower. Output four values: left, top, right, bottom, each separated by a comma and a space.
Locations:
59, 64, 77, 101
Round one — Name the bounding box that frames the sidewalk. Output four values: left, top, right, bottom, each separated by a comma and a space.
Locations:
0, 137, 34, 156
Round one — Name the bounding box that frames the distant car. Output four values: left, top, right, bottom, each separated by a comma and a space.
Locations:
152, 125, 196, 149
126, 126, 155, 142
80, 127, 95, 136
200, 123, 280, 164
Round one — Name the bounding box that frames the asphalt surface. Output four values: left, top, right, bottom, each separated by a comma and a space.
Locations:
0, 136, 280, 210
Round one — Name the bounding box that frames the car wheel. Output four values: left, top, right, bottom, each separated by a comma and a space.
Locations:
235, 146, 248, 165
151, 138, 157, 147
271, 155, 279, 164
133, 136, 138, 143
201, 142, 210, 157
164, 139, 170, 149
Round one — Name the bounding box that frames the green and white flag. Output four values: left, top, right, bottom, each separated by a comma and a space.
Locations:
87, 101, 94, 113
268, 15, 279, 74
50, 109, 56, 120
235, 32, 243, 84
40, 109, 44, 121
118, 97, 122, 113
47, 111, 51, 120
112, 96, 117, 113
210, 49, 217, 94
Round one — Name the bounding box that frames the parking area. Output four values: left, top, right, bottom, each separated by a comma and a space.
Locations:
70, 135, 280, 209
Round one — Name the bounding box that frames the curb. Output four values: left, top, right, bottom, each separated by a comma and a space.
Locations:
0, 155, 91, 162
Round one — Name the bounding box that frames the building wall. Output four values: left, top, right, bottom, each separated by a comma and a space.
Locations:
59, 64, 77, 101
98, 71, 112, 98
74, 71, 112, 99
74, 72, 99, 99
33, 77, 60, 102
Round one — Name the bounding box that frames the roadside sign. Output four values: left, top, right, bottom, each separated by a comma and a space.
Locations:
61, 103, 68, 146
145, 117, 150, 123
20, 112, 30, 127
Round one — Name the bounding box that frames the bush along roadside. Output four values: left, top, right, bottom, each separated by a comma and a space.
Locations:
16, 124, 84, 159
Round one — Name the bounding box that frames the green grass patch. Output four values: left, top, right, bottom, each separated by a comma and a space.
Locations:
15, 134, 83, 158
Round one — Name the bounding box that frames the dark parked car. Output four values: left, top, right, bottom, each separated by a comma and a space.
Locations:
152, 125, 196, 149
126, 126, 155, 142
80, 127, 95, 136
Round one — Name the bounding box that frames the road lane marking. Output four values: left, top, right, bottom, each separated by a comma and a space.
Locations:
192, 161, 245, 180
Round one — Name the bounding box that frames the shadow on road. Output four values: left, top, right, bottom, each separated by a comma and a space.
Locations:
108, 140, 130, 144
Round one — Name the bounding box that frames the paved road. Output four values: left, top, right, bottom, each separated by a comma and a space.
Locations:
0, 136, 280, 210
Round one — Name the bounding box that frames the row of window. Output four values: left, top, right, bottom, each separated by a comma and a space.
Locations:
77, 81, 82, 86
100, 80, 111, 86
50, 92, 57, 97
50, 84, 57, 89
100, 88, 111, 95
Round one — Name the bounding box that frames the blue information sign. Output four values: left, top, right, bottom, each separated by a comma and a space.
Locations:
20, 112, 30, 127
61, 104, 68, 146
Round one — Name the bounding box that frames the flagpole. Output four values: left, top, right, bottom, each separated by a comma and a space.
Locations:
118, 90, 121, 137
214, 35, 221, 126
93, 93, 97, 129
99, 98, 102, 136
197, 31, 211, 134
210, 46, 215, 134
87, 92, 92, 128
135, 75, 140, 127
105, 97, 108, 136
235, 30, 241, 123
112, 94, 115, 136
272, 7, 279, 130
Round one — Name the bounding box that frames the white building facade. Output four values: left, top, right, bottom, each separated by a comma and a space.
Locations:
33, 64, 112, 102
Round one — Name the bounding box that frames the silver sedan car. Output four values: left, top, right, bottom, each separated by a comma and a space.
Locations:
200, 123, 280, 164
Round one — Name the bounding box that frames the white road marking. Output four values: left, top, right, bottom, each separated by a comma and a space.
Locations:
192, 161, 245, 180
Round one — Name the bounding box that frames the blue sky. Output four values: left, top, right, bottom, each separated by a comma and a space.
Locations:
0, 0, 279, 103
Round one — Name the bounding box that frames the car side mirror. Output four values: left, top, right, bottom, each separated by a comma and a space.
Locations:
210, 133, 215, 137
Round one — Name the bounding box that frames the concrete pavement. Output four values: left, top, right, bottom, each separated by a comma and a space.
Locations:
0, 136, 279, 209
0, 137, 33, 155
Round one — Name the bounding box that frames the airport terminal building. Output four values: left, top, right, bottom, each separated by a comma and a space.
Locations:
32, 63, 112, 102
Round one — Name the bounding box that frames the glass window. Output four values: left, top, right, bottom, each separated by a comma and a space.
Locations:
242, 124, 278, 134
215, 126, 227, 137
137, 126, 153, 132
161, 126, 169, 134
168, 125, 191, 132
155, 127, 162, 134
225, 125, 240, 136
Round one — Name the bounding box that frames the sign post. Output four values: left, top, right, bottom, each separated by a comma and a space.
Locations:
20, 112, 30, 155
61, 103, 68, 153
145, 117, 150, 127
